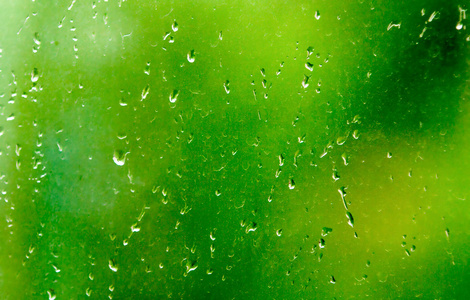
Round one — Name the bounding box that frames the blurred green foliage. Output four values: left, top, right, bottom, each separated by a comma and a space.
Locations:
0, 0, 469, 299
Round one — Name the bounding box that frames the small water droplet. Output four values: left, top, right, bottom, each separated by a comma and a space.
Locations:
33, 32, 41, 45
321, 227, 333, 236
113, 150, 128, 166
302, 75, 309, 88
108, 259, 118, 272
141, 84, 150, 100
305, 62, 314, 71
346, 211, 354, 227
47, 289, 56, 300
288, 178, 295, 190
223, 80, 230, 94
172, 20, 178, 32
131, 223, 140, 232
31, 68, 39, 82
315, 11, 321, 20
169, 89, 179, 103
187, 49, 195, 63
245, 222, 257, 233
260, 68, 266, 77
144, 62, 150, 75
276, 229, 283, 236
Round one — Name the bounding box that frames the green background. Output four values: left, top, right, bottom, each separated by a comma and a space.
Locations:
0, 0, 469, 298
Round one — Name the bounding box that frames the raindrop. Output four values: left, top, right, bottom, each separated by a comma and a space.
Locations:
305, 62, 314, 71
302, 75, 309, 88
172, 20, 178, 32
33, 32, 41, 45
307, 46, 314, 56
108, 259, 118, 272
141, 84, 150, 100
276, 229, 283, 236
47, 289, 56, 300
260, 68, 266, 77
245, 222, 257, 233
131, 223, 140, 232
315, 11, 321, 20
187, 50, 195, 63
144, 62, 150, 75
113, 150, 128, 166
223, 80, 230, 94
31, 68, 39, 82
169, 89, 179, 103
346, 211, 354, 227
321, 227, 333, 236
288, 178, 295, 190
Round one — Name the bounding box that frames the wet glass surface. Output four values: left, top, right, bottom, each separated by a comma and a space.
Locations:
0, 1, 469, 298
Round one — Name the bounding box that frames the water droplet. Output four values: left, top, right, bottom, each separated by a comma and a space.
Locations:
33, 32, 41, 45
339, 187, 348, 210
329, 275, 336, 284
131, 223, 140, 232
144, 62, 150, 75
260, 68, 266, 77
387, 22, 401, 31
47, 289, 56, 300
321, 227, 333, 236
187, 50, 195, 63
172, 20, 178, 32
113, 150, 128, 166
315, 11, 321, 20
387, 152, 392, 158
276, 229, 283, 236
169, 89, 179, 103
302, 75, 309, 88
305, 62, 314, 71
245, 222, 257, 233
307, 46, 314, 56
223, 80, 230, 94
336, 134, 348, 145
31, 68, 39, 82
108, 259, 118, 272
352, 130, 360, 139
141, 84, 150, 100
346, 211, 354, 227
288, 178, 295, 190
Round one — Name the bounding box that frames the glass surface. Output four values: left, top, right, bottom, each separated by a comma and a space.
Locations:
0, 0, 469, 298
